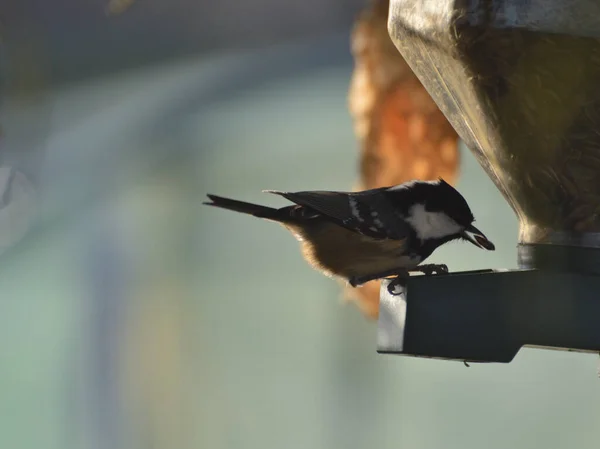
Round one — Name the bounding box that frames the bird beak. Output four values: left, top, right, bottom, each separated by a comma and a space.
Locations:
461, 224, 495, 250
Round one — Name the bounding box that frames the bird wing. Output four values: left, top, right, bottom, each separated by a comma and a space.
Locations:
265, 189, 410, 240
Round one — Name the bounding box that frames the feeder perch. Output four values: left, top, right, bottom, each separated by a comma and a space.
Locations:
379, 0, 600, 366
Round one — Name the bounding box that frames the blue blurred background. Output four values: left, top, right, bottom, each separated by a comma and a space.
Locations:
1, 1, 600, 449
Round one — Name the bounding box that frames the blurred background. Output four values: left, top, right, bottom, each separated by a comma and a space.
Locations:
1, 1, 600, 449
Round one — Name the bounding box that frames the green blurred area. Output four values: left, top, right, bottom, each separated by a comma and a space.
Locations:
1, 25, 600, 449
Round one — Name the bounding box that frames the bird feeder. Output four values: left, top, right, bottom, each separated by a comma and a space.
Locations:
379, 0, 600, 366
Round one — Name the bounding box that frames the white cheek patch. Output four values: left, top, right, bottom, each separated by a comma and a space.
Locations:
405, 204, 462, 241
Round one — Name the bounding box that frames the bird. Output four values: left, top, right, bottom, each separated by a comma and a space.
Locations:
203, 178, 494, 291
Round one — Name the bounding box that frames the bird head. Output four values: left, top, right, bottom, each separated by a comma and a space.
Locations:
390, 178, 495, 251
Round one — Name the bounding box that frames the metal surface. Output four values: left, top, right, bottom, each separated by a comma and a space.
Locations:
388, 0, 600, 247
378, 271, 600, 363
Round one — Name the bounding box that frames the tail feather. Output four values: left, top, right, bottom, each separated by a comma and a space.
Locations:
204, 194, 279, 220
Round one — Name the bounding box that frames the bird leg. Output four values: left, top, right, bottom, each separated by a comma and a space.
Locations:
386, 275, 409, 295
348, 264, 448, 295
384, 264, 449, 296
348, 268, 409, 288
408, 263, 449, 276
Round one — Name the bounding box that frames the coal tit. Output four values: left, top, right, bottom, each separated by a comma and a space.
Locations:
204, 178, 494, 287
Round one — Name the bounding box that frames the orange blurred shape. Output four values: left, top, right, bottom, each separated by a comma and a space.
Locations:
106, 0, 137, 16
346, 0, 460, 320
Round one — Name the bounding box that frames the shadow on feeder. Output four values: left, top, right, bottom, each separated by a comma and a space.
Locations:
380, 0, 600, 370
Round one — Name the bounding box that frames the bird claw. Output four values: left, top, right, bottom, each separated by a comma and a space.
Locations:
387, 275, 408, 296
349, 269, 409, 290
386, 265, 448, 295
410, 263, 449, 276
349, 264, 447, 293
